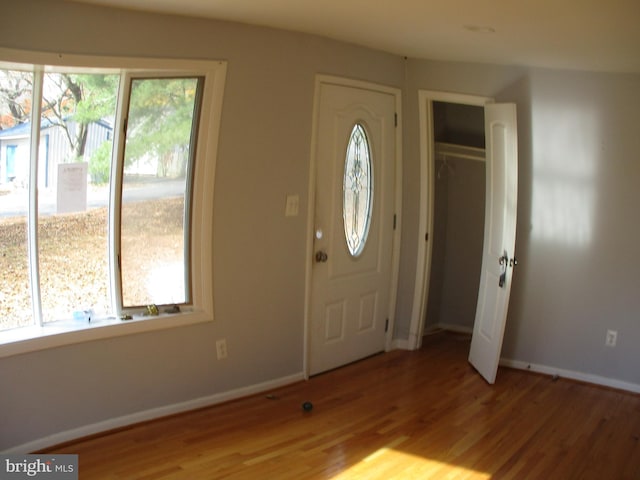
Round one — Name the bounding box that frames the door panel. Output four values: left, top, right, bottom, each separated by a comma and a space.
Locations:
324, 301, 346, 342
469, 103, 518, 384
309, 82, 396, 376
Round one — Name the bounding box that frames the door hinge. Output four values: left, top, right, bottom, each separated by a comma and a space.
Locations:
123, 117, 128, 135
394, 113, 398, 127
425, 232, 429, 242
393, 214, 397, 230
385, 318, 389, 332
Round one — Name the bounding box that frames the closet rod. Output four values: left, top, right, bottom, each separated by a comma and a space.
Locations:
435, 142, 485, 162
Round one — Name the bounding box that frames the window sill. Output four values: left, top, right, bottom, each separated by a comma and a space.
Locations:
0, 310, 213, 358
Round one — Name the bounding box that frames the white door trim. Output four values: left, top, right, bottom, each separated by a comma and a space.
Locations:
408, 90, 493, 350
303, 75, 402, 378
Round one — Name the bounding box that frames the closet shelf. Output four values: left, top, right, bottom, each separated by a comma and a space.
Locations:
435, 142, 485, 162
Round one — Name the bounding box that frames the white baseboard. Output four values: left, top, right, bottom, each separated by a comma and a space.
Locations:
5, 372, 306, 454
500, 358, 640, 394
392, 324, 473, 351
435, 323, 473, 335
391, 338, 412, 350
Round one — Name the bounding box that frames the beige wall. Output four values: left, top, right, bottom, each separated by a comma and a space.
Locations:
2, 0, 640, 452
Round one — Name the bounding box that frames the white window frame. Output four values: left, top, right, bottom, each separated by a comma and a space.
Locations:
0, 48, 227, 357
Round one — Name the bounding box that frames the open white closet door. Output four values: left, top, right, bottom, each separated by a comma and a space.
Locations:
468, 103, 518, 384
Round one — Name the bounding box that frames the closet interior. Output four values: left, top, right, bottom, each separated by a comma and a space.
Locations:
425, 101, 486, 334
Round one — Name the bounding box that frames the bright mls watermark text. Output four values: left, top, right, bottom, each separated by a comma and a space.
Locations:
1, 455, 78, 479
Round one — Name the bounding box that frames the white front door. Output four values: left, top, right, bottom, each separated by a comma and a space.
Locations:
468, 103, 518, 384
308, 80, 397, 376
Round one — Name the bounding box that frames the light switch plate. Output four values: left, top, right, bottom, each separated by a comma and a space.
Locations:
285, 194, 299, 217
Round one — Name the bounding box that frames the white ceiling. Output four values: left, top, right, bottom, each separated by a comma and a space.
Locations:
72, 0, 640, 73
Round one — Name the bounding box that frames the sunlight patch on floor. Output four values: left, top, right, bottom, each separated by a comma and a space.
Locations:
331, 436, 490, 480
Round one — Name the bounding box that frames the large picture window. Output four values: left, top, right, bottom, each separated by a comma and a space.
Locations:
0, 50, 225, 352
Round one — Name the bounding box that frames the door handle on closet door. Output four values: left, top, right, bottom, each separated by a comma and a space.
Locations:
498, 250, 508, 288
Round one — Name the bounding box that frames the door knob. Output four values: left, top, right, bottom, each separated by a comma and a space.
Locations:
315, 250, 328, 263
498, 250, 508, 288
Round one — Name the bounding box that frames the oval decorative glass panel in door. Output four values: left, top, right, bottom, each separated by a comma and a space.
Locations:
343, 123, 373, 257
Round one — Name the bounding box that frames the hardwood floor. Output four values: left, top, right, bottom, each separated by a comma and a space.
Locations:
42, 332, 640, 479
